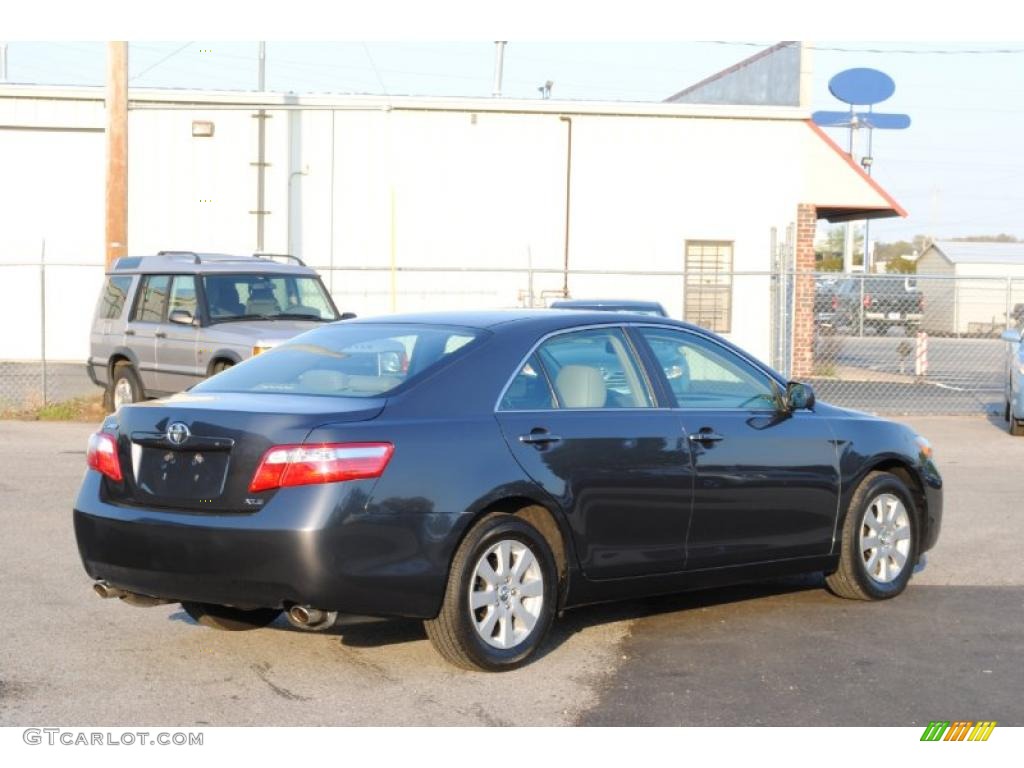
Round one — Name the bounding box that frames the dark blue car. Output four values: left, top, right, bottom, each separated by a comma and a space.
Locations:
75, 310, 942, 670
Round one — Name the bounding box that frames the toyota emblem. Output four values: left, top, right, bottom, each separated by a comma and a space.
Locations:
166, 422, 190, 446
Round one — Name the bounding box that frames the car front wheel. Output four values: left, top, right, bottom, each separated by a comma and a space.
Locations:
1010, 403, 1024, 436
425, 513, 557, 671
826, 471, 918, 600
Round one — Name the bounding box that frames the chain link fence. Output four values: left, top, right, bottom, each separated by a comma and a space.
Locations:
1, 259, 1019, 417
809, 273, 1020, 415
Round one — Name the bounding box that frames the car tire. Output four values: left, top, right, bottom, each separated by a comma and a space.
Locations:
106, 362, 144, 412
1005, 400, 1011, 423
181, 602, 282, 631
1009, 404, 1024, 436
826, 471, 918, 601
212, 360, 234, 375
424, 512, 557, 671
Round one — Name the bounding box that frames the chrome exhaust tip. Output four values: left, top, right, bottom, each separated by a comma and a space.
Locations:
287, 605, 338, 631
93, 581, 126, 599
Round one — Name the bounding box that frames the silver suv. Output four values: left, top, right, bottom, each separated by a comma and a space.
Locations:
87, 251, 348, 411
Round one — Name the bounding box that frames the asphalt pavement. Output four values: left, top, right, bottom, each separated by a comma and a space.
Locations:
0, 414, 1021, 726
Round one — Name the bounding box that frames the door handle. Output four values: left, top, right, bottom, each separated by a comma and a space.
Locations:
124, 329, 135, 336
519, 430, 562, 446
155, 331, 167, 338
689, 429, 724, 444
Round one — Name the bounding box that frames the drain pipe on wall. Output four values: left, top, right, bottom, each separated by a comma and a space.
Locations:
559, 115, 573, 298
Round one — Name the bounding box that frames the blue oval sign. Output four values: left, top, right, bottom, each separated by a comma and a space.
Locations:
828, 68, 895, 106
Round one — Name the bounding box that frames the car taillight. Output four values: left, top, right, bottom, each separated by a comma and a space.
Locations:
831, 295, 838, 310
249, 442, 394, 493
863, 294, 872, 308
87, 431, 123, 482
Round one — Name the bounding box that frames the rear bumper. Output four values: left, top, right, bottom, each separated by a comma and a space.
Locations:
73, 471, 459, 619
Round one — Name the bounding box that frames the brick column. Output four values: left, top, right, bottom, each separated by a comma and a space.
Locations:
790, 203, 817, 379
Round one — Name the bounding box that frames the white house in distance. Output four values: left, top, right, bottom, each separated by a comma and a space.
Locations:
916, 241, 1024, 335
0, 42, 904, 378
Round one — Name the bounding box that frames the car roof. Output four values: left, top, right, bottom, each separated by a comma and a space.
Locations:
346, 309, 696, 332
109, 252, 318, 276
550, 298, 666, 310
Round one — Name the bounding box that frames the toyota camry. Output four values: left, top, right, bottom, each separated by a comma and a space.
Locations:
74, 311, 942, 670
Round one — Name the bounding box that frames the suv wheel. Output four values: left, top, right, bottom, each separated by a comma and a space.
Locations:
425, 513, 557, 671
826, 471, 918, 601
106, 362, 144, 412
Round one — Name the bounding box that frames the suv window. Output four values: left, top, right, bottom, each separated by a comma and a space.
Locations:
132, 275, 170, 323
99, 276, 133, 320
194, 324, 483, 398
168, 275, 197, 317
638, 327, 778, 410
204, 274, 338, 321
502, 328, 652, 410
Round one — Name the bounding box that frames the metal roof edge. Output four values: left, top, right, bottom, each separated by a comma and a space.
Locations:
0, 83, 809, 121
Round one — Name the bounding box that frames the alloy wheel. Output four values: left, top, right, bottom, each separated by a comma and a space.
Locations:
859, 493, 912, 584
113, 377, 134, 409
468, 539, 544, 649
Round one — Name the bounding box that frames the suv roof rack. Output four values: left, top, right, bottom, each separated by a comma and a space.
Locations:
157, 250, 201, 263
253, 252, 306, 266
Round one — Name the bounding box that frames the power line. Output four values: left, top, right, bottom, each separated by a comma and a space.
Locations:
704, 41, 1024, 55
130, 41, 194, 82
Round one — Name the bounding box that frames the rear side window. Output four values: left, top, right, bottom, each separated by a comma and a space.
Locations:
99, 276, 133, 319
501, 328, 652, 410
132, 275, 170, 322
194, 324, 484, 398
168, 275, 197, 317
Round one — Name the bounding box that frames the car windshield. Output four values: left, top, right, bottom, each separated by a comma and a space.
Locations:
193, 323, 483, 398
204, 274, 339, 321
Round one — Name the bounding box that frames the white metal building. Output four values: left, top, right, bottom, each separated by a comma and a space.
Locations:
917, 240, 1024, 335
0, 82, 902, 368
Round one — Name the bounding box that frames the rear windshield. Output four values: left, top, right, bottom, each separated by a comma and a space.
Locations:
193, 324, 483, 398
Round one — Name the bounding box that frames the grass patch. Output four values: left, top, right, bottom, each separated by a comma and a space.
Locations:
1, 394, 106, 422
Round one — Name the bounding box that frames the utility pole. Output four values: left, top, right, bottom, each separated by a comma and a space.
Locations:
254, 41, 268, 251
105, 42, 128, 269
492, 41, 506, 97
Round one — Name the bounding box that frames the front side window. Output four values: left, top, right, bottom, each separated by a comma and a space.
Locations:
132, 275, 170, 322
684, 240, 733, 333
501, 328, 652, 410
203, 274, 339, 322
638, 327, 778, 410
194, 324, 483, 398
99, 276, 133, 320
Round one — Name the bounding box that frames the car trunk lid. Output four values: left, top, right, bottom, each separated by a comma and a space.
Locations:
107, 392, 385, 512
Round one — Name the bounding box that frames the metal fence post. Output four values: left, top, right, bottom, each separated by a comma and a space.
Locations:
40, 239, 47, 407
858, 275, 865, 337
1006, 275, 1013, 330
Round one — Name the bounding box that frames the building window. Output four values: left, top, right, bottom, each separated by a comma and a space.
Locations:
684, 240, 734, 333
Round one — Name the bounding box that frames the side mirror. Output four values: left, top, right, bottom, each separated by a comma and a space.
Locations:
786, 381, 815, 411
169, 309, 195, 326
1000, 329, 1022, 343
339, 312, 357, 321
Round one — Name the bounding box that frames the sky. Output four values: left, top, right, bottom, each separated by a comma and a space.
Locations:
5, 40, 1024, 245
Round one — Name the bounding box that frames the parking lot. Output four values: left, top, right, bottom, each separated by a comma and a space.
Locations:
1, 415, 1021, 726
